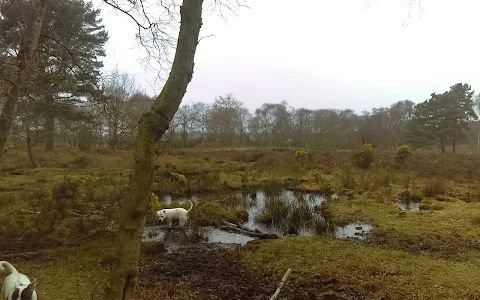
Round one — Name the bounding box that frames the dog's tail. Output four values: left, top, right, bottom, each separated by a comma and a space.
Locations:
187, 200, 194, 213
0, 261, 18, 275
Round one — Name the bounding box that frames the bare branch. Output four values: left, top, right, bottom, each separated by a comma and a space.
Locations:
206, 0, 250, 24
198, 33, 216, 44
98, 0, 178, 80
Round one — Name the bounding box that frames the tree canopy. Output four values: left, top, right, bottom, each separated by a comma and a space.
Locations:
0, 0, 108, 150
407, 83, 477, 153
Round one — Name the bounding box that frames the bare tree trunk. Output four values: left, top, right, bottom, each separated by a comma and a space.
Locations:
452, 134, 456, 154
108, 116, 119, 151
477, 126, 480, 153
0, 0, 47, 170
26, 125, 38, 168
105, 1, 204, 299
44, 111, 55, 151
182, 123, 188, 147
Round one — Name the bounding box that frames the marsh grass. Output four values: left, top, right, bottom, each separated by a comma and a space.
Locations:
397, 188, 423, 202
254, 194, 320, 235
422, 177, 448, 197
339, 168, 356, 190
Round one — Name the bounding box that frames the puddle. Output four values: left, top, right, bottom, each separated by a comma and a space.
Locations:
396, 200, 420, 211
148, 190, 373, 244
395, 189, 421, 211
335, 223, 374, 240
143, 225, 255, 246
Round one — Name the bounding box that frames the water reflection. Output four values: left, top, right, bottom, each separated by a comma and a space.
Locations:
396, 200, 420, 211
335, 223, 374, 240
150, 190, 374, 243
143, 225, 255, 246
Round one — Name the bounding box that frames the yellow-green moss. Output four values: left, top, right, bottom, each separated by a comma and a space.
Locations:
241, 236, 480, 299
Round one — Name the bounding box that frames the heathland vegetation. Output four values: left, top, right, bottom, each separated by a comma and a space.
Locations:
2, 0, 480, 299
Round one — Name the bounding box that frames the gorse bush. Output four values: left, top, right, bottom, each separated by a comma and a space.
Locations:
294, 149, 309, 164
148, 192, 162, 214
395, 145, 412, 165
36, 174, 98, 234
353, 144, 376, 169
50, 174, 97, 212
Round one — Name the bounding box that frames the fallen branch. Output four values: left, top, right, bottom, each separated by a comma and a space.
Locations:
1, 251, 46, 259
219, 221, 278, 239
0, 209, 40, 217
270, 268, 293, 300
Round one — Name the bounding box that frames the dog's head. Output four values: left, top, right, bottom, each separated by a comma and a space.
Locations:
11, 278, 38, 300
156, 209, 167, 222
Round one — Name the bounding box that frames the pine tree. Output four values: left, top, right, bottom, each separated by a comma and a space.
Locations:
407, 83, 478, 152
0, 0, 108, 150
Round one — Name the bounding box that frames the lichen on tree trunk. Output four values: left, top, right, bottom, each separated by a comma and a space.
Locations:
105, 0, 204, 299
0, 0, 48, 171
26, 124, 38, 168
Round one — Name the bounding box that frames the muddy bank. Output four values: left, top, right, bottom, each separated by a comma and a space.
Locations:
138, 244, 275, 300
138, 243, 363, 300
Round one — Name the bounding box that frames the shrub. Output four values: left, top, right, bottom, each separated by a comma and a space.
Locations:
352, 144, 376, 169
294, 149, 309, 164
395, 145, 412, 165
170, 172, 188, 187
70, 154, 93, 169
422, 177, 448, 197
148, 192, 162, 214
36, 174, 98, 234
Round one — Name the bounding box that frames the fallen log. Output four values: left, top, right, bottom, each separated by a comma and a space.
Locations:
219, 221, 278, 239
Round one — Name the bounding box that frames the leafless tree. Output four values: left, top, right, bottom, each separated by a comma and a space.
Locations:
99, 67, 139, 150
98, 1, 248, 299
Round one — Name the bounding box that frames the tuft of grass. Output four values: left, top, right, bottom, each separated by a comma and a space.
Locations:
422, 177, 448, 197
254, 194, 317, 235
397, 188, 423, 202
189, 200, 239, 226
419, 199, 445, 211
339, 168, 356, 190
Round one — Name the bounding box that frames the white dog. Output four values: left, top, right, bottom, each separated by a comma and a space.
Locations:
156, 200, 193, 228
1, 261, 38, 300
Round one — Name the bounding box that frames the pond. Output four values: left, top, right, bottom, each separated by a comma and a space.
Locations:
144, 189, 374, 246
143, 225, 256, 246
396, 199, 421, 211
395, 189, 422, 211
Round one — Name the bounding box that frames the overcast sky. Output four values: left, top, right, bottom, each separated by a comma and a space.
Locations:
92, 0, 480, 113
